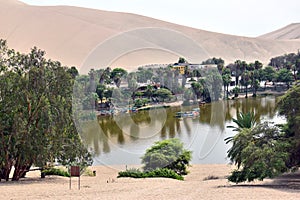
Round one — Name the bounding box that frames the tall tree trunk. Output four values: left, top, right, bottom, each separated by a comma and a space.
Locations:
1, 160, 13, 181
226, 85, 229, 99
20, 163, 32, 178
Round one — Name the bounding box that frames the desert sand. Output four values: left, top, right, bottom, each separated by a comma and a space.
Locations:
1, 164, 299, 200
1, 0, 300, 73
259, 23, 300, 40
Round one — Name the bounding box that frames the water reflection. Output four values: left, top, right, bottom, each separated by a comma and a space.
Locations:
79, 96, 282, 165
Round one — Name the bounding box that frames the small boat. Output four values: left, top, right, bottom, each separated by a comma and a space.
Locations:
174, 109, 200, 118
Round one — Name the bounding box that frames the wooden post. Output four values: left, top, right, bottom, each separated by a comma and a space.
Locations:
69, 175, 71, 189
70, 166, 80, 190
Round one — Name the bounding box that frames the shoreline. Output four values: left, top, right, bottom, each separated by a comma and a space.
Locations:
1, 164, 299, 200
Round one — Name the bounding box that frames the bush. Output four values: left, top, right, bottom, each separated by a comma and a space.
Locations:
82, 168, 96, 176
42, 168, 70, 177
134, 98, 148, 108
141, 138, 192, 175
118, 168, 183, 180
118, 139, 191, 181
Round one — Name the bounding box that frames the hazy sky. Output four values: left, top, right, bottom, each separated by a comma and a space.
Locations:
20, 0, 300, 37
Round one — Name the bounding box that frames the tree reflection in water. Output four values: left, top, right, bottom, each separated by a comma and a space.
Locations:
80, 96, 279, 157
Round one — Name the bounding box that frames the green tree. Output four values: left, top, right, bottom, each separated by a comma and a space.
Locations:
96, 84, 106, 103
0, 40, 92, 181
201, 68, 223, 102
145, 85, 155, 99
201, 57, 225, 73
250, 69, 260, 97
240, 71, 251, 98
260, 66, 276, 82
296, 58, 300, 80
111, 68, 127, 87
275, 68, 294, 89
98, 67, 111, 84
191, 81, 204, 100
227, 111, 258, 132
67, 66, 79, 78
232, 86, 239, 97
226, 122, 290, 183
178, 57, 188, 64
154, 88, 173, 102
141, 138, 192, 175
222, 68, 231, 99
277, 83, 300, 168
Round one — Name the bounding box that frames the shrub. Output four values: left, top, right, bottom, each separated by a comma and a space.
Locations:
118, 168, 183, 180
141, 138, 192, 175
42, 168, 70, 177
118, 139, 191, 181
82, 168, 96, 176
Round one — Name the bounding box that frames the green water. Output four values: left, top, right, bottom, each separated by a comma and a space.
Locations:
79, 96, 285, 165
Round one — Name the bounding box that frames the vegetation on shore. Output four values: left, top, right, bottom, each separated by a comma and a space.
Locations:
1, 37, 299, 183
76, 52, 299, 118
0, 40, 92, 182
226, 83, 300, 183
118, 138, 191, 180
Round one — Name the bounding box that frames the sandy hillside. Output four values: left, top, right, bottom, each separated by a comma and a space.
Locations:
0, 164, 299, 200
259, 23, 300, 40
1, 0, 300, 73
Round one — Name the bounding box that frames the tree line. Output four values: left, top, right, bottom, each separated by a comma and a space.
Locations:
80, 53, 299, 111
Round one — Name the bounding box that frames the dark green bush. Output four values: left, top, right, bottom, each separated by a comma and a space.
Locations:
118, 168, 183, 180
141, 138, 192, 176
42, 168, 70, 177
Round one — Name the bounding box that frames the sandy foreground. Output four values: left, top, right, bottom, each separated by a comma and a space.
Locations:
0, 164, 299, 200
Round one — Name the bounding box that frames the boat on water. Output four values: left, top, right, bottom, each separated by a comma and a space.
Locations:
136, 104, 170, 111
174, 108, 200, 118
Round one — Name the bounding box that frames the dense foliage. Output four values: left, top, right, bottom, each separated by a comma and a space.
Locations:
118, 168, 183, 180
277, 82, 300, 168
0, 40, 92, 181
118, 138, 191, 180
226, 123, 290, 183
42, 168, 70, 177
141, 138, 191, 175
226, 83, 300, 183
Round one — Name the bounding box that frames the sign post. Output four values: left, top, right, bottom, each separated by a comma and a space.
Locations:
70, 166, 80, 190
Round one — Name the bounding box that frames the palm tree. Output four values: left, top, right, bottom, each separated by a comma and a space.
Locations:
226, 122, 290, 183
227, 111, 258, 132
222, 68, 231, 99
234, 60, 241, 86
241, 71, 251, 98
225, 111, 258, 141
226, 128, 252, 168
225, 111, 259, 167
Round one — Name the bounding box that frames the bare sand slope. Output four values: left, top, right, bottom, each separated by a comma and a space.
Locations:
259, 23, 300, 40
1, 0, 300, 73
0, 164, 299, 200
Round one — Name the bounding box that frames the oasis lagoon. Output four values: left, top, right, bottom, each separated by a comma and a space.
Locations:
78, 96, 285, 166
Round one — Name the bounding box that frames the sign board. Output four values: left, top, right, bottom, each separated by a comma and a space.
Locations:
70, 166, 80, 177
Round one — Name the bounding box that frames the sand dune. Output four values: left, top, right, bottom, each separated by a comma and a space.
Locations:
1, 0, 300, 73
259, 23, 300, 40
